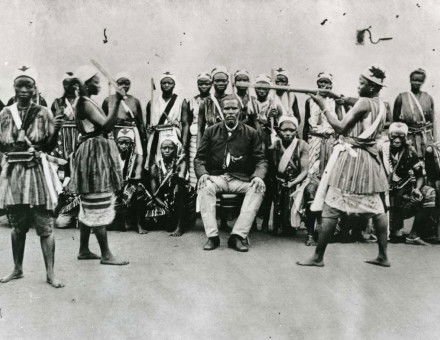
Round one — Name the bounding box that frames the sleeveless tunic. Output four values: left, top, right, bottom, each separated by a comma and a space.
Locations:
328, 97, 388, 194
69, 97, 123, 195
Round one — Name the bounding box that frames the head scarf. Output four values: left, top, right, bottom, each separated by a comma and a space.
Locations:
278, 115, 299, 129
255, 74, 272, 84
197, 72, 211, 82
317, 72, 333, 83
274, 68, 289, 81
160, 71, 176, 83
14, 65, 38, 83
410, 68, 426, 80
361, 64, 386, 87
211, 65, 229, 79
115, 72, 131, 81
388, 122, 408, 137
117, 128, 135, 142
234, 69, 250, 80
75, 65, 98, 84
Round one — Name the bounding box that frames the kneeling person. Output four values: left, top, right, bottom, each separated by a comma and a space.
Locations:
195, 95, 268, 252
141, 139, 188, 236
272, 116, 309, 235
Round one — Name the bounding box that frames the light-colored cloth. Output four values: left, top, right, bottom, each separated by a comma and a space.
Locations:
14, 65, 38, 83
361, 64, 386, 87
75, 65, 98, 84
325, 186, 384, 215
0, 103, 65, 211
115, 72, 131, 81
160, 71, 176, 83
188, 95, 203, 187
211, 65, 228, 78
311, 97, 388, 212
273, 92, 296, 117
198, 174, 264, 238
79, 192, 115, 227
317, 72, 333, 83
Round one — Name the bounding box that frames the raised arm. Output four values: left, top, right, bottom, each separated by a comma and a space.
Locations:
79, 94, 122, 132
310, 94, 369, 135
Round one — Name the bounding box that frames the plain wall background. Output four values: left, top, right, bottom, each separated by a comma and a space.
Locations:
1, 0, 439, 126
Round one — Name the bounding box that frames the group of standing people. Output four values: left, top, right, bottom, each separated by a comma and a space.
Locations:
0, 62, 437, 288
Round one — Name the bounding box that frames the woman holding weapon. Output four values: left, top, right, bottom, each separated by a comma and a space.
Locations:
69, 63, 128, 266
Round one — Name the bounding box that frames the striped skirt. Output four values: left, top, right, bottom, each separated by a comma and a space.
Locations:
70, 136, 123, 195
79, 192, 115, 227
328, 147, 388, 194
0, 160, 55, 210
50, 123, 79, 160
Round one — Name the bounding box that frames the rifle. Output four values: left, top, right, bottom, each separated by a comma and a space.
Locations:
235, 81, 341, 99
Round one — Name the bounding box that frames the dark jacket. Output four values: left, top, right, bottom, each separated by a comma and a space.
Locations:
194, 121, 268, 182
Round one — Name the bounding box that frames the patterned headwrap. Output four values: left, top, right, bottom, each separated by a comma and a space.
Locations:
274, 67, 289, 81
211, 65, 229, 78
255, 74, 272, 84
388, 122, 408, 137
115, 72, 131, 81
117, 128, 135, 142
317, 72, 333, 83
410, 68, 426, 80
75, 65, 98, 84
361, 64, 386, 87
160, 71, 176, 83
197, 72, 212, 82
14, 65, 38, 83
278, 115, 299, 129
234, 69, 250, 80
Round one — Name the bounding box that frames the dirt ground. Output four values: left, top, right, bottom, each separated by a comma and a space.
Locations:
0, 216, 439, 340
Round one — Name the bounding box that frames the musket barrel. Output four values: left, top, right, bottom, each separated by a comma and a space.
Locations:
235, 81, 326, 95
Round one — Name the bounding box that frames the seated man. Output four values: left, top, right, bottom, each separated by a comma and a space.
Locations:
194, 95, 268, 252
271, 116, 309, 235
141, 139, 188, 236
382, 122, 435, 244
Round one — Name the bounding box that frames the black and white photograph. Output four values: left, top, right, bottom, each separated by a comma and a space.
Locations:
0, 0, 439, 339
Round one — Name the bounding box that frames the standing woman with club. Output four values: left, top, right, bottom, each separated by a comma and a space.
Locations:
70, 65, 128, 265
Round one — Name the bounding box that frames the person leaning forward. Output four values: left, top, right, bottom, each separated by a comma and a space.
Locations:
194, 95, 268, 252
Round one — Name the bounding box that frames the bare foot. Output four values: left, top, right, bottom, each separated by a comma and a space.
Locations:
77, 251, 101, 260
138, 228, 149, 234
0, 270, 24, 283
47, 277, 65, 288
296, 258, 324, 267
365, 257, 391, 267
100, 256, 129, 266
305, 236, 317, 247
406, 237, 430, 246
169, 228, 183, 237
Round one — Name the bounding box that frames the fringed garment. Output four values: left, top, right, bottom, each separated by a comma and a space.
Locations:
328, 98, 388, 194
307, 98, 339, 178
50, 97, 79, 160
0, 103, 63, 211
395, 91, 435, 157
69, 97, 123, 195
321, 98, 388, 215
